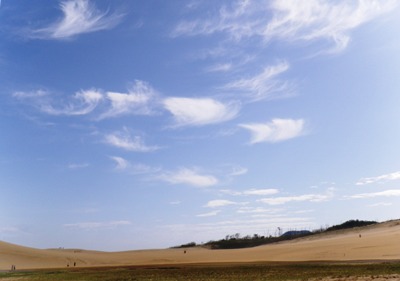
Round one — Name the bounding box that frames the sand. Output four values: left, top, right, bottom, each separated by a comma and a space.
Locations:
1, 220, 399, 270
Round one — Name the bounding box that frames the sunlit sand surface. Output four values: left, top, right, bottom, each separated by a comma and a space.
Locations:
1, 220, 399, 270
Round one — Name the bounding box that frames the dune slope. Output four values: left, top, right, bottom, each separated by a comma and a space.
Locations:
1, 220, 399, 270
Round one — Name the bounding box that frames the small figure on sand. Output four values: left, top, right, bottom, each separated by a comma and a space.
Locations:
10, 265, 16, 271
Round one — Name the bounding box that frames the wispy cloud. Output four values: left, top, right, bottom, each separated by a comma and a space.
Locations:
64, 220, 131, 230
163, 97, 240, 127
243, 189, 279, 196
99, 80, 157, 119
264, 0, 398, 53
368, 202, 392, 207
197, 210, 221, 217
239, 118, 305, 144
206, 63, 233, 72
171, 0, 263, 39
347, 189, 400, 199
173, 0, 397, 53
259, 189, 334, 205
31, 0, 124, 40
356, 171, 400, 186
160, 168, 218, 187
13, 80, 159, 119
236, 206, 283, 214
204, 199, 237, 208
224, 61, 292, 101
13, 89, 48, 99
221, 188, 279, 196
105, 129, 159, 152
110, 156, 129, 170
15, 89, 104, 116
228, 166, 248, 177
67, 163, 89, 169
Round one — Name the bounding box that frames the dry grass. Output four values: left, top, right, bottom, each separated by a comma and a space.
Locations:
1, 262, 400, 281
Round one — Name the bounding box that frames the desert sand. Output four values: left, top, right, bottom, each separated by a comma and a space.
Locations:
1, 220, 399, 270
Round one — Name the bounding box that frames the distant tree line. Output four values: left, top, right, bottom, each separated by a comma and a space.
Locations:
325, 219, 377, 232
172, 219, 377, 250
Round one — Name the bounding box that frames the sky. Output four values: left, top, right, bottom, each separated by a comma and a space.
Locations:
1, 0, 400, 251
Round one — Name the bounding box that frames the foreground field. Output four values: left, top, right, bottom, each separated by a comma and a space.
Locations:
1, 262, 400, 281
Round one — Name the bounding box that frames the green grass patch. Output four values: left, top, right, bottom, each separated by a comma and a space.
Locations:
1, 262, 400, 281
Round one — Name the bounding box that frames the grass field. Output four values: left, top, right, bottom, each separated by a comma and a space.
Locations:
1, 262, 400, 281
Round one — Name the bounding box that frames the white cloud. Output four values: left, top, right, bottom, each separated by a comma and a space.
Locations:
13, 88, 104, 116
207, 63, 233, 72
173, 0, 397, 53
224, 61, 291, 101
32, 0, 123, 39
110, 156, 129, 170
243, 189, 279, 196
240, 118, 305, 144
228, 166, 248, 177
348, 189, 400, 199
64, 220, 131, 230
100, 80, 157, 119
221, 188, 279, 196
68, 163, 89, 169
170, 201, 181, 205
259, 189, 333, 205
368, 202, 392, 207
171, 0, 263, 39
264, 0, 398, 53
356, 171, 400, 185
41, 89, 103, 116
163, 97, 240, 127
236, 207, 283, 214
204, 199, 237, 208
197, 210, 221, 217
160, 168, 218, 187
13, 89, 48, 99
105, 129, 159, 152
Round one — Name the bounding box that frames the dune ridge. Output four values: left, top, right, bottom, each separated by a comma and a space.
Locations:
1, 220, 399, 270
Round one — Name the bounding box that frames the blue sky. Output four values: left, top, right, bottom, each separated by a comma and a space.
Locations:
1, 0, 400, 251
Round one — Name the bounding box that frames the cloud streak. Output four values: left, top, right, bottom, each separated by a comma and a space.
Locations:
32, 0, 123, 40
259, 189, 334, 205
348, 189, 400, 199
264, 0, 398, 53
160, 168, 218, 187
356, 171, 400, 186
204, 199, 237, 208
173, 0, 397, 53
110, 156, 129, 170
240, 118, 305, 144
224, 61, 291, 101
163, 97, 240, 127
105, 129, 159, 152
64, 220, 131, 230
100, 80, 157, 119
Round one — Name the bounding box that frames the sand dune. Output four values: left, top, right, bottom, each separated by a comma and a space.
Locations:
1, 220, 399, 270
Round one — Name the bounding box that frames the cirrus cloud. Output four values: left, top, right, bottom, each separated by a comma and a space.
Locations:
239, 118, 305, 144
163, 97, 240, 127
356, 171, 400, 186
159, 168, 218, 187
105, 129, 159, 152
31, 0, 124, 40
348, 189, 400, 199
204, 199, 237, 208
